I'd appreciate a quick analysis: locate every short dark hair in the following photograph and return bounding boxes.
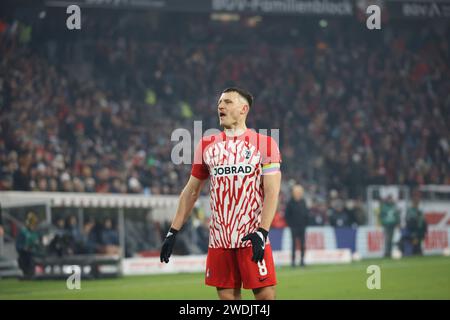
[222,87,253,108]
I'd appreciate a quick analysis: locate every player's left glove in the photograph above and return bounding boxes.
[241,227,268,263]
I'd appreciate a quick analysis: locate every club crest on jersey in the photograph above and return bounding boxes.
[213,164,254,177]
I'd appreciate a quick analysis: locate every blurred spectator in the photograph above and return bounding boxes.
[353,199,367,226]
[48,216,73,256]
[160,217,203,255]
[0,12,448,221]
[328,190,351,227]
[329,199,350,227]
[143,211,163,251]
[15,211,40,279]
[177,216,204,255]
[404,197,428,255]
[309,198,327,226]
[380,195,401,258]
[344,199,364,228]
[81,218,98,254]
[99,218,120,255]
[284,184,309,267]
[66,215,84,253]
[191,205,209,253]
[12,153,31,191]
[124,210,163,257]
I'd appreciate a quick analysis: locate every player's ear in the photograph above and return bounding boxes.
[241,104,249,115]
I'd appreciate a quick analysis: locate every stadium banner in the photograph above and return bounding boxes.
[123,248,352,275]
[421,201,450,227]
[423,226,450,255]
[356,225,450,258]
[123,226,450,275]
[355,226,403,258]
[387,0,450,19]
[268,227,284,250]
[304,249,352,264]
[272,249,352,265]
[45,0,354,15]
[211,0,354,16]
[334,227,357,253]
[45,0,211,11]
[43,0,450,19]
[355,226,385,258]
[33,255,121,279]
[281,226,337,252]
[44,0,450,19]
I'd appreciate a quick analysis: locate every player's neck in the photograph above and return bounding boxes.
[224,124,247,137]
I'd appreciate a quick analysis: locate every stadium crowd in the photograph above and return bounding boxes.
[0,11,449,230]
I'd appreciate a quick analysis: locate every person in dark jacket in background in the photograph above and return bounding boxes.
[284,184,309,267]
[99,218,120,255]
[12,152,32,191]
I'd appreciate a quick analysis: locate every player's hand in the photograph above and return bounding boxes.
[241,227,268,263]
[160,228,178,263]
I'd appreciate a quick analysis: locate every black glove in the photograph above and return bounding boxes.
[241,227,268,263]
[160,228,178,263]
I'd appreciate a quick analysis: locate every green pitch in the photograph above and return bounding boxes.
[0,256,449,299]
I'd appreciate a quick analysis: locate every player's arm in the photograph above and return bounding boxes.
[161,136,210,263]
[160,175,206,263]
[259,137,282,232]
[241,163,281,263]
[171,175,207,230]
[260,171,282,231]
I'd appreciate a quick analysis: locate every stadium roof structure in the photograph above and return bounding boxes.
[0,191,179,209]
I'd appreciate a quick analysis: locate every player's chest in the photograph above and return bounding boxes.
[204,140,261,168]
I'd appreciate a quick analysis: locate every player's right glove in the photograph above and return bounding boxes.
[160,227,178,263]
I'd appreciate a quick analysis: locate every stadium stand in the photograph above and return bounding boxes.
[0,6,448,267]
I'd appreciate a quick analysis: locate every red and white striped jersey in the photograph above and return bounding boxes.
[191,128,281,249]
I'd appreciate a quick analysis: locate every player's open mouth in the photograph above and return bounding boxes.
[219,112,226,118]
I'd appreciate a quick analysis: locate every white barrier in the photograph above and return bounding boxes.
[122,255,207,275]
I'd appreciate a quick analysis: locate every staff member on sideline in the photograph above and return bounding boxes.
[284,184,309,267]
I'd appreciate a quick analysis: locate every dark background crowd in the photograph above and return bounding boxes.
[0,8,449,231]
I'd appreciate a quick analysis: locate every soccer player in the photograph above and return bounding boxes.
[160,87,281,300]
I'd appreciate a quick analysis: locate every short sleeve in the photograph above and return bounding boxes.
[191,138,210,180]
[260,135,281,175]
[261,136,281,165]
